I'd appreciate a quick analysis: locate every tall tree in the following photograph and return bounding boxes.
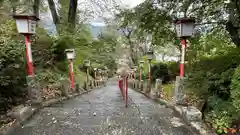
[48,0,59,30]
[33,0,40,17]
[68,0,78,30]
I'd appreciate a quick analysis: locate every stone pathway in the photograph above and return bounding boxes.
[10,79,198,135]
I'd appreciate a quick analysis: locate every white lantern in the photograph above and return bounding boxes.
[147,50,154,61]
[84,60,90,67]
[94,68,97,71]
[174,18,195,38]
[65,49,75,60]
[139,61,144,68]
[13,15,39,34]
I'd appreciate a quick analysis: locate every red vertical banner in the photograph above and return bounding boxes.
[125,77,128,108]
[25,35,34,76]
[180,39,187,77]
[69,59,75,89]
[122,78,125,100]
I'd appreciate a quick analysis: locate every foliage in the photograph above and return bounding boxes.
[162,83,174,101]
[151,62,169,83]
[135,69,148,80]
[0,20,27,113]
[186,49,240,99]
[186,49,240,129]
[167,61,180,80]
[151,62,179,84]
[205,95,236,129]
[230,66,240,125]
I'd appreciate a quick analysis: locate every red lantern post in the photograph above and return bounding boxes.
[139,61,144,88]
[174,18,195,77]
[13,15,40,76]
[65,49,76,89]
[13,15,41,104]
[147,50,154,92]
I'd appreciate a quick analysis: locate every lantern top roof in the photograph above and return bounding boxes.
[65,49,75,53]
[147,50,154,54]
[173,17,195,24]
[13,15,40,21]
[139,60,144,63]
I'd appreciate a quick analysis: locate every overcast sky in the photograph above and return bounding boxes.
[81,0,144,26]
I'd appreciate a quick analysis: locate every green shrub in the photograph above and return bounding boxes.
[230,66,240,113]
[186,48,240,128]
[0,34,27,112]
[51,36,72,62]
[230,66,240,126]
[205,95,236,129]
[151,62,169,83]
[150,61,179,84]
[186,48,240,100]
[167,61,180,80]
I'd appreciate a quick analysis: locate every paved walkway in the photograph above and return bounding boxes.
[11,79,198,135]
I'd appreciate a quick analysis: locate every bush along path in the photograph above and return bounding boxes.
[0,78,107,135]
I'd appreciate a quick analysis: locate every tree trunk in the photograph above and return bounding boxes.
[48,0,59,32]
[226,21,240,47]
[128,40,137,65]
[33,0,40,17]
[226,0,240,47]
[68,0,78,30]
[9,0,17,15]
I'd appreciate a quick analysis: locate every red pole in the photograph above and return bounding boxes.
[122,78,125,99]
[125,77,128,108]
[121,79,123,93]
[87,67,89,84]
[140,68,142,84]
[180,39,187,77]
[148,61,151,89]
[69,59,75,89]
[25,35,34,76]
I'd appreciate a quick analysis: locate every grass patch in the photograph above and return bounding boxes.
[153,98,168,105]
[162,83,174,101]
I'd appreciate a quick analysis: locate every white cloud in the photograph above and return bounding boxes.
[122,0,144,8]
